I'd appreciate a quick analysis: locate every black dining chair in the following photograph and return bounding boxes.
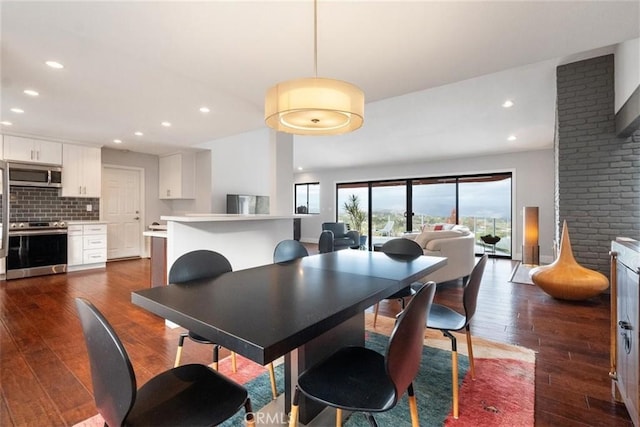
[171,249,278,400]
[288,282,436,427]
[274,239,309,263]
[426,253,488,419]
[372,238,424,327]
[75,297,255,427]
[318,230,335,253]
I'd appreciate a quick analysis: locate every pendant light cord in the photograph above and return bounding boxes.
[314,0,318,77]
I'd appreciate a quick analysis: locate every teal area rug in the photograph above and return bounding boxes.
[219,331,469,426]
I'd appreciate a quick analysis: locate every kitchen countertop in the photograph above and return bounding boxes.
[143,230,167,238]
[161,214,300,222]
[67,220,107,225]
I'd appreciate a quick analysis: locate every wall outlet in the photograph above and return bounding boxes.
[86,204,93,212]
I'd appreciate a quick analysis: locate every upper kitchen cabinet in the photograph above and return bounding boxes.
[62,144,102,198]
[158,152,195,199]
[3,135,62,165]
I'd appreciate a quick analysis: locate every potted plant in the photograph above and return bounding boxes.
[344,194,367,247]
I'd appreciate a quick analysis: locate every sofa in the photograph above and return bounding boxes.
[321,222,360,251]
[404,225,476,284]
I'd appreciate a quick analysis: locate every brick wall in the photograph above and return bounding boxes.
[556,54,640,276]
[9,186,100,222]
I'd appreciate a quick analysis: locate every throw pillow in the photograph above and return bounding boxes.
[433,224,444,231]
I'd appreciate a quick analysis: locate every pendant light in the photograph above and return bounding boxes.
[265,0,364,136]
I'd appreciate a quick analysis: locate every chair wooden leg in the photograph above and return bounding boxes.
[465,326,475,379]
[452,350,459,419]
[245,399,255,427]
[232,352,238,373]
[174,333,187,368]
[335,408,342,427]
[212,345,219,371]
[268,363,277,400]
[407,383,420,427]
[443,330,459,419]
[373,303,380,327]
[288,387,300,427]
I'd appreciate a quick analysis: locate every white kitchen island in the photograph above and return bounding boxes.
[161,214,297,272]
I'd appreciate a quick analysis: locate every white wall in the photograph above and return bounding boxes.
[199,129,271,213]
[197,128,293,216]
[615,37,640,113]
[295,148,555,263]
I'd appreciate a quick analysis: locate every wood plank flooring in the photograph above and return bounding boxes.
[0,251,632,426]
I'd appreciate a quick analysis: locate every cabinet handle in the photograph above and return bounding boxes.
[30,149,34,160]
[167,189,170,197]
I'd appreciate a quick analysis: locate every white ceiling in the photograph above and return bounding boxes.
[1,1,638,172]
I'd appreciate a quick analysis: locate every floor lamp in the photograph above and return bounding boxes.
[522,207,539,265]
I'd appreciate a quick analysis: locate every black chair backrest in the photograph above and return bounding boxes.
[169,250,232,284]
[462,254,488,323]
[380,238,423,257]
[321,222,348,237]
[318,230,334,254]
[274,240,309,263]
[385,282,436,401]
[75,298,136,427]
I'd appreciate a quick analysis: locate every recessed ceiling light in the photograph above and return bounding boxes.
[45,61,64,69]
[502,100,514,108]
[161,121,171,127]
[1,121,13,126]
[10,108,24,114]
[297,167,303,171]
[134,131,143,136]
[23,89,39,97]
[113,139,122,144]
[199,107,210,113]
[507,135,517,141]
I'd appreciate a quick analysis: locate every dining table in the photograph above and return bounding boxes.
[131,249,446,424]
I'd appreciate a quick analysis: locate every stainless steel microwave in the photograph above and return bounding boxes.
[8,162,63,188]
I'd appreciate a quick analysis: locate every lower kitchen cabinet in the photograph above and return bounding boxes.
[68,222,107,271]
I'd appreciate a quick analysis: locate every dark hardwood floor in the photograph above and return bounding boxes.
[0,249,632,426]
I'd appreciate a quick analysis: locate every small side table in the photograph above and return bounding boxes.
[480,235,501,258]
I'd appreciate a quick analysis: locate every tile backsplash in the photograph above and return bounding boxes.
[9,186,99,222]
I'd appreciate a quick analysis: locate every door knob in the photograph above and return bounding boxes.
[134,217,140,220]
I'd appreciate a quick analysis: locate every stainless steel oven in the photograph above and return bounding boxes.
[6,222,68,280]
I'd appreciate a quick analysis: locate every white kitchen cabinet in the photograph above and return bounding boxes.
[158,152,195,199]
[67,222,107,271]
[62,144,102,197]
[3,135,62,165]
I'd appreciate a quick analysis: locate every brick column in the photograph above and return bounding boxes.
[556,54,640,276]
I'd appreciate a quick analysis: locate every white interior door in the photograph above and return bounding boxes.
[102,166,143,259]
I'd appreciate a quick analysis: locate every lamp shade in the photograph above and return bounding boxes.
[523,206,539,265]
[265,77,364,135]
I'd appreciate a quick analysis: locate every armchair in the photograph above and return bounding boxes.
[321,222,360,250]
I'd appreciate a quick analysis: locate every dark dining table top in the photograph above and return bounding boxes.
[131,250,446,365]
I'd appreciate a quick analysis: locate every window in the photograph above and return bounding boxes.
[336,172,512,256]
[294,183,320,214]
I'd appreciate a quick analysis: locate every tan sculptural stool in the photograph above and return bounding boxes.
[530,220,609,300]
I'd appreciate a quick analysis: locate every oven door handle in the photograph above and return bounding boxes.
[9,229,68,237]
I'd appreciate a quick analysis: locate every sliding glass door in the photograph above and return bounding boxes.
[336,182,369,246]
[458,174,512,256]
[337,172,512,256]
[370,180,406,243]
[411,178,457,232]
